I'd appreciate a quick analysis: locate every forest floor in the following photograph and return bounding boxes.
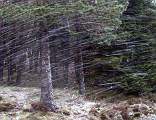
[0,86,156,120]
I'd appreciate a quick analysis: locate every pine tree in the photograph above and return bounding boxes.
[119,0,156,94]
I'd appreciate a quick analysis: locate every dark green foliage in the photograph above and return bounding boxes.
[86,0,156,95]
[0,0,155,96]
[116,0,156,94]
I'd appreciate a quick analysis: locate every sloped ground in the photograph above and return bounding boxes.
[0,86,156,120]
[0,86,96,120]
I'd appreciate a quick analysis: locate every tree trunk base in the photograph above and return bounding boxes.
[44,102,59,112]
[31,102,58,112]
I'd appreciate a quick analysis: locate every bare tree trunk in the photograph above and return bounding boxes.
[61,38,70,87]
[38,20,58,111]
[7,57,15,84]
[16,65,22,85]
[16,55,25,85]
[7,43,16,84]
[29,48,34,72]
[25,49,30,71]
[74,48,85,95]
[34,38,41,73]
[74,15,85,95]
[0,19,4,82]
[50,44,58,87]
[60,16,70,87]
[63,63,69,86]
[7,22,18,85]
[0,48,5,82]
[40,38,58,111]
[0,59,4,81]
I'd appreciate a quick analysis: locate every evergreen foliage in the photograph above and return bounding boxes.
[0,0,155,96]
[117,0,156,94]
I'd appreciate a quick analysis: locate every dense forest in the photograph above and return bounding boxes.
[0,0,156,120]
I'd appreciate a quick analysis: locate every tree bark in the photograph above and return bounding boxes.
[74,48,85,95]
[60,16,70,87]
[0,59,4,81]
[7,57,15,84]
[16,55,25,85]
[74,15,85,95]
[39,20,58,111]
[50,44,58,87]
[60,37,70,87]
[0,47,5,82]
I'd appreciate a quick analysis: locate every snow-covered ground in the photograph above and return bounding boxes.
[0,86,97,120]
[0,86,156,120]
